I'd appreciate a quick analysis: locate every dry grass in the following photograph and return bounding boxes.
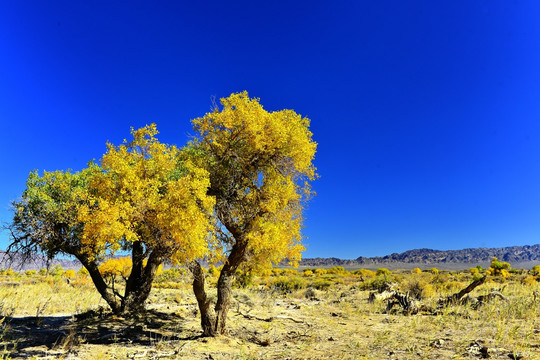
[0,269,538,359]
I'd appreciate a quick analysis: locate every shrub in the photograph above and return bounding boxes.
[77,267,89,277]
[272,276,306,293]
[522,275,537,286]
[5,268,15,276]
[234,269,254,288]
[412,268,422,274]
[486,257,511,278]
[156,267,186,282]
[272,269,284,276]
[327,266,347,275]
[353,268,376,278]
[303,270,313,277]
[25,270,37,276]
[531,265,540,276]
[283,269,299,276]
[310,279,332,290]
[376,268,392,277]
[469,267,480,275]
[64,269,77,279]
[314,268,327,276]
[429,267,439,275]
[49,265,64,277]
[360,276,391,291]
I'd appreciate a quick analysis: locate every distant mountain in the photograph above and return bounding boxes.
[300,244,540,270]
[0,251,81,271]
[3,244,540,272]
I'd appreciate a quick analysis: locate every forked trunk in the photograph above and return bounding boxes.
[190,241,247,336]
[121,246,163,314]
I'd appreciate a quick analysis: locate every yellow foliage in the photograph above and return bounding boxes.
[64,270,77,279]
[522,275,537,286]
[99,257,132,280]
[78,124,215,264]
[413,268,422,274]
[191,92,317,269]
[353,268,376,278]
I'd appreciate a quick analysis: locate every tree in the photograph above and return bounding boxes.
[9,125,214,314]
[187,91,317,336]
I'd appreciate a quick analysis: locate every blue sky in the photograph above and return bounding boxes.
[1,1,540,258]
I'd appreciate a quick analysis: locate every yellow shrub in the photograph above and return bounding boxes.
[352,268,376,278]
[413,268,422,274]
[303,270,313,277]
[64,269,77,279]
[25,270,37,276]
[376,268,392,276]
[522,275,537,286]
[314,268,327,276]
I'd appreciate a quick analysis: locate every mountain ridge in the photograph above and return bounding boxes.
[299,244,540,270]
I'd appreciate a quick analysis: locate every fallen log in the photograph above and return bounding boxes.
[439,276,487,307]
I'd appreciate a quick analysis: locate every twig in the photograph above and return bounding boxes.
[236,310,305,324]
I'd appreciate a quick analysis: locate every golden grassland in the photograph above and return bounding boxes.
[0,265,539,359]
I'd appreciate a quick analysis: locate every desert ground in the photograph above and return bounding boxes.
[0,265,539,359]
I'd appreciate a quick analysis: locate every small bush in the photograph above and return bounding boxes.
[272,276,306,293]
[353,269,376,278]
[77,267,89,277]
[327,266,347,275]
[522,275,537,286]
[25,270,37,276]
[310,279,332,290]
[429,267,439,275]
[303,270,313,277]
[376,268,392,277]
[412,268,422,274]
[64,270,77,279]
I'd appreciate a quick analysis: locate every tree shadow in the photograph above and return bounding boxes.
[3,309,200,358]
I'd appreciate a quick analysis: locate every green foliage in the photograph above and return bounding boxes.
[48,265,64,277]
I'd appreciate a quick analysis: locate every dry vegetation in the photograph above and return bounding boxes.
[0,263,539,359]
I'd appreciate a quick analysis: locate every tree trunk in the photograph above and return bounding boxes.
[213,241,247,335]
[75,253,121,314]
[188,261,216,336]
[121,246,163,314]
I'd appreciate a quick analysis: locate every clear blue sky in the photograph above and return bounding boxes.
[1,1,540,259]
